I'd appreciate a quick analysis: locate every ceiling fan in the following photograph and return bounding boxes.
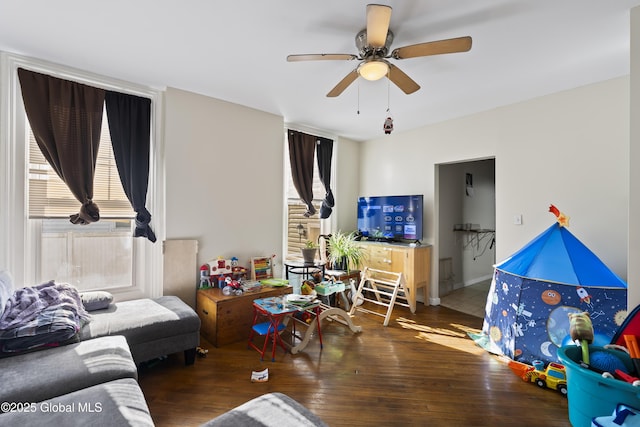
[287,4,472,97]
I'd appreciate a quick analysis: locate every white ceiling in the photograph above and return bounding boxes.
[1,0,639,141]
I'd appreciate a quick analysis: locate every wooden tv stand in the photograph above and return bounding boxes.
[356,241,432,312]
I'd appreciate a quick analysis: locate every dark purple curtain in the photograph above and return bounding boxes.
[316,137,334,219]
[287,130,316,217]
[105,91,156,242]
[17,68,105,224]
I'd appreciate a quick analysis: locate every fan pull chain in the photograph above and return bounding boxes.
[387,73,391,114]
[383,71,394,134]
[357,79,360,115]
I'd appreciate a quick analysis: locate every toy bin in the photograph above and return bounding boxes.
[557,346,640,427]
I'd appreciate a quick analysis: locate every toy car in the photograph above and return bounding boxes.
[509,360,568,397]
[526,362,568,396]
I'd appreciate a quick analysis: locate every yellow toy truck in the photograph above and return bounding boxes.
[509,360,568,397]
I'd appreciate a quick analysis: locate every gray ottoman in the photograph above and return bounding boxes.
[81,296,200,365]
[0,335,137,406]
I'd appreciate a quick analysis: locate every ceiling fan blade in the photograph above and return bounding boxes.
[366,4,392,48]
[326,70,359,97]
[387,64,420,94]
[287,54,358,62]
[392,36,472,59]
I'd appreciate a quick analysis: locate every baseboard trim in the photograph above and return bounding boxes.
[464,274,493,287]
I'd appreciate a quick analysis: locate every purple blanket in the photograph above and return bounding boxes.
[0,281,91,353]
[0,281,90,330]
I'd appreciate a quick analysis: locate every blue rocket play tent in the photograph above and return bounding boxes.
[481,219,627,365]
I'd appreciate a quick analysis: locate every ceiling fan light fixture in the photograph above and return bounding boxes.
[358,60,389,81]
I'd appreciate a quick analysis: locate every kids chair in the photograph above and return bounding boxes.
[247,302,287,361]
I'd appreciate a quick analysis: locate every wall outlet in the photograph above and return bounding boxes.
[513,214,523,225]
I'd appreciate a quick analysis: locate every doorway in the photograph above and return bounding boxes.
[435,158,495,317]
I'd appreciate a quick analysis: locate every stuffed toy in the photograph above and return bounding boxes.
[569,311,594,364]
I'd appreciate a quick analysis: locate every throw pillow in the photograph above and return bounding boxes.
[0,270,14,316]
[80,291,114,311]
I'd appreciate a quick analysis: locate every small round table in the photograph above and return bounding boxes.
[283,260,325,282]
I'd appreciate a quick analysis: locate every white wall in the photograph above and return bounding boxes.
[334,137,361,234]
[358,77,630,304]
[630,6,640,309]
[163,88,285,294]
[437,163,464,291]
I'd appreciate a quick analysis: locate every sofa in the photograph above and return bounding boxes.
[0,273,328,426]
[0,271,200,426]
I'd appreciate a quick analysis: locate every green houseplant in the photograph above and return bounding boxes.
[327,231,365,273]
[301,240,318,264]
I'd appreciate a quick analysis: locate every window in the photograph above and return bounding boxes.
[283,129,335,261]
[0,52,164,299]
[28,111,135,291]
[284,164,323,260]
[28,110,133,219]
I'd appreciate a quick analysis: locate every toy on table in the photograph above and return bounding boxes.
[209,257,233,276]
[199,264,211,288]
[301,280,316,295]
[222,278,243,296]
[229,257,248,280]
[569,311,594,364]
[208,257,234,288]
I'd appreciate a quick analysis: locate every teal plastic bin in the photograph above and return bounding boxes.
[557,346,640,427]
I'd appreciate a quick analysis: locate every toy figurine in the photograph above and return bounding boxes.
[199,264,210,288]
[222,279,244,296]
[383,117,394,134]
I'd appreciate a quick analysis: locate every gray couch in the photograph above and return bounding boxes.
[0,274,201,426]
[0,276,327,426]
[0,335,153,425]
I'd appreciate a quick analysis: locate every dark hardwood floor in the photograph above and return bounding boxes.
[138,303,571,427]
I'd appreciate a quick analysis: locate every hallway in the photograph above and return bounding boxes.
[439,280,491,318]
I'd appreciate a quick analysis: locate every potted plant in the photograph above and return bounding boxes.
[327,231,365,273]
[301,240,318,264]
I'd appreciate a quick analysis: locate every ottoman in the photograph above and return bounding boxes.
[81,296,201,365]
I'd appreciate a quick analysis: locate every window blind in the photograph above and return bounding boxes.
[28,110,134,219]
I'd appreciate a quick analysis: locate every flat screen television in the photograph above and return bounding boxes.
[357,194,423,242]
